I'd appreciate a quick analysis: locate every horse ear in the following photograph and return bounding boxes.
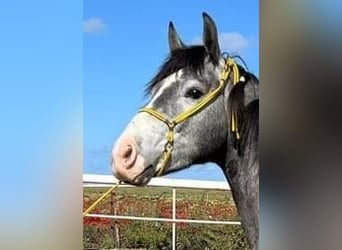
[202,12,221,63]
[168,21,186,54]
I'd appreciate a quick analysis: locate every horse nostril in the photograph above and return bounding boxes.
[117,140,138,169]
[123,145,133,158]
[113,136,139,171]
[122,145,135,167]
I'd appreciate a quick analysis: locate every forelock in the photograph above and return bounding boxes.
[145,45,213,96]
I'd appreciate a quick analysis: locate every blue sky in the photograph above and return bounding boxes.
[84,0,259,180]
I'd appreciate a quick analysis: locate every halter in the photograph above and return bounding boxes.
[139,56,241,176]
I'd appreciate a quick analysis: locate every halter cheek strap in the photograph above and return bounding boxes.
[139,57,240,176]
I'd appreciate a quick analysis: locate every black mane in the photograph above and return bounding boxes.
[145,45,209,95]
[228,71,259,156]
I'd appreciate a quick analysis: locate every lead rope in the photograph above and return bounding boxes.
[83,181,122,217]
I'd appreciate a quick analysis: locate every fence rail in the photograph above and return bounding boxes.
[83,174,242,250]
[83,173,231,190]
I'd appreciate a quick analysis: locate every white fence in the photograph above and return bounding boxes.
[83,174,241,250]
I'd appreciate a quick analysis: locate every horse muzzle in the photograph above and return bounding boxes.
[112,135,151,185]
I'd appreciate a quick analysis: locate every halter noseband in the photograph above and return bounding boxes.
[139,57,241,176]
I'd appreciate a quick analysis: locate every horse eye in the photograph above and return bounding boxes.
[185,88,203,99]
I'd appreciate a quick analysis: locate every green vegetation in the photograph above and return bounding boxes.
[83,186,250,249]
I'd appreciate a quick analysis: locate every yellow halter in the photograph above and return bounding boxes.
[139,57,240,176]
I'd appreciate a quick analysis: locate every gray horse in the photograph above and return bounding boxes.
[112,13,259,250]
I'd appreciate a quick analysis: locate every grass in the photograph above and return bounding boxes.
[83,186,250,249]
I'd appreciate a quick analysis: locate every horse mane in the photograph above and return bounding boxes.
[228,70,259,158]
[145,45,211,96]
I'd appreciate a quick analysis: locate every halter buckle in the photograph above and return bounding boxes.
[167,121,176,129]
[165,141,173,151]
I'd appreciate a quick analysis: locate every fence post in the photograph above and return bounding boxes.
[110,189,120,247]
[172,188,176,250]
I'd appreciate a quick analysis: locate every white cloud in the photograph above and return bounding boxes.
[192,32,250,54]
[83,17,107,34]
[219,32,249,53]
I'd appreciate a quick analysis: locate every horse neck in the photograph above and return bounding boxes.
[222,96,259,179]
[221,98,259,249]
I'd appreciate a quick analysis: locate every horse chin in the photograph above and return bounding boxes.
[130,164,154,186]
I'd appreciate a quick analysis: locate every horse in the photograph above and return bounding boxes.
[111,12,259,249]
